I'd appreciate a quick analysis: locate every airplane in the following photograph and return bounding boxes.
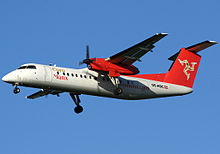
[2,33,217,114]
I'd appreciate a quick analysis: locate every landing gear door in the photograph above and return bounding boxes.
[44,66,51,85]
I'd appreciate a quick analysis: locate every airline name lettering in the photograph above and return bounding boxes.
[53,74,68,80]
[52,68,65,72]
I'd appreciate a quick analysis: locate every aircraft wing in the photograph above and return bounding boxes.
[106,33,168,65]
[26,89,63,99]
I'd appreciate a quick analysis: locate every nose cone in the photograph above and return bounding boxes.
[2,75,9,82]
[2,72,17,83]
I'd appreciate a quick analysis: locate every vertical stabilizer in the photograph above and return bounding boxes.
[164,41,217,88]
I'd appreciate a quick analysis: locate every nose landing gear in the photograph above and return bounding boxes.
[69,93,83,114]
[13,84,20,94]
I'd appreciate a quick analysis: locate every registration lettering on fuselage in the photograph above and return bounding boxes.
[151,83,168,89]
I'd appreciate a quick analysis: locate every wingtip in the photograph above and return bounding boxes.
[209,40,218,44]
[156,33,168,36]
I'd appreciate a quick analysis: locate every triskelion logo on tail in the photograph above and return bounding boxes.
[178,59,197,80]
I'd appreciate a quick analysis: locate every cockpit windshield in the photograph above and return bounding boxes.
[27,65,36,69]
[17,66,27,69]
[17,65,36,69]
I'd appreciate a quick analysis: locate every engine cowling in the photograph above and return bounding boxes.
[89,58,139,77]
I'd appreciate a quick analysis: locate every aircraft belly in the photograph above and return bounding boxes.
[96,78,193,100]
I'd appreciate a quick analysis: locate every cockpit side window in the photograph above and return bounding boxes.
[17,66,27,69]
[27,65,36,69]
[17,65,36,69]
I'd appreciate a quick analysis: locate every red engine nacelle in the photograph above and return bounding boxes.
[89,58,139,77]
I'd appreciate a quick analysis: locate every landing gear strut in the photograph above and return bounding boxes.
[110,77,123,95]
[13,84,20,94]
[69,93,83,114]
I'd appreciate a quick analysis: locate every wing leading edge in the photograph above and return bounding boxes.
[106,33,168,66]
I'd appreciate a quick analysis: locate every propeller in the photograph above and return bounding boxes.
[79,45,94,66]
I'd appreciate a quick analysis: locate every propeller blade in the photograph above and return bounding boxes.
[86,45,89,59]
[79,44,93,66]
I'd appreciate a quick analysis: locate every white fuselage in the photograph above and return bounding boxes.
[2,63,193,100]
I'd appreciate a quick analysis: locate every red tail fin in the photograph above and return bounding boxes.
[164,48,201,88]
[164,40,217,88]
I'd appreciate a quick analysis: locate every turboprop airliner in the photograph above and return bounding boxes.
[2,33,217,114]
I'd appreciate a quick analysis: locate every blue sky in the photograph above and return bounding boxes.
[0,0,219,154]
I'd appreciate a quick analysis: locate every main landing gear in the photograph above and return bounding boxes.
[114,87,123,95]
[110,77,123,95]
[13,84,20,94]
[69,93,83,114]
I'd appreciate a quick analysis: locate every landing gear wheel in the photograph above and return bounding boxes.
[114,87,123,95]
[13,88,20,94]
[74,105,83,114]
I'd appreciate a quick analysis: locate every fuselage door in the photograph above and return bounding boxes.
[44,66,51,86]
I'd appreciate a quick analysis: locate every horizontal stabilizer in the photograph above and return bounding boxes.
[186,40,217,53]
[168,40,217,61]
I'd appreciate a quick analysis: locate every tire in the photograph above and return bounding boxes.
[114,88,123,95]
[13,88,20,94]
[74,105,83,114]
